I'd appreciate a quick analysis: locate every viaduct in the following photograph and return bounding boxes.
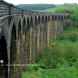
[0,0,68,78]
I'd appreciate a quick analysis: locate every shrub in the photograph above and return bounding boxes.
[57,31,78,42]
[22,66,78,78]
[36,41,78,68]
[25,64,41,71]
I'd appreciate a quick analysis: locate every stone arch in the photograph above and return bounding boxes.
[55,15,57,20]
[58,16,60,20]
[10,24,17,64]
[43,16,46,23]
[10,23,17,78]
[23,17,26,32]
[26,17,31,30]
[34,16,38,25]
[52,16,55,20]
[48,16,50,21]
[38,16,40,24]
[18,20,21,39]
[24,16,32,63]
[30,16,33,26]
[0,36,8,78]
[60,16,64,20]
[42,16,44,23]
[45,16,48,22]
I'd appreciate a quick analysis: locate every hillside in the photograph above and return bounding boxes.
[17,4,56,11]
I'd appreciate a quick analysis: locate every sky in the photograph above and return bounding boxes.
[4,0,78,5]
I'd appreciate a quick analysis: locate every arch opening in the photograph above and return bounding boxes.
[23,18,26,32]
[30,16,33,25]
[42,16,44,23]
[26,17,30,30]
[0,36,8,78]
[10,24,17,77]
[35,16,38,25]
[38,16,40,24]
[18,20,21,39]
[10,24,17,64]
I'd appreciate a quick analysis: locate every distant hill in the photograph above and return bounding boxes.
[17,4,56,11]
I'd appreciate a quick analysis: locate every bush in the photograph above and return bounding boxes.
[25,64,41,71]
[36,48,64,68]
[36,40,78,68]
[22,66,78,78]
[57,31,78,42]
[36,26,78,69]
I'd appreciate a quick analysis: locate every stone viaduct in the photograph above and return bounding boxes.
[0,0,68,78]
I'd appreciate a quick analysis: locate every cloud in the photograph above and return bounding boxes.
[4,0,78,5]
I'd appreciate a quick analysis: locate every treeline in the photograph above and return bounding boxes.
[46,4,78,26]
[17,4,56,11]
[29,4,78,28]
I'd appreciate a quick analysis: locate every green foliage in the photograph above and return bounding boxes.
[36,27,78,68]
[25,64,41,71]
[45,4,78,22]
[22,66,78,78]
[57,31,78,42]
[36,41,78,68]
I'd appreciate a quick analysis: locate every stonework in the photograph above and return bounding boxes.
[0,0,68,78]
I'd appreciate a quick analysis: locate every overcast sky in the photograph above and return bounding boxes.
[4,0,78,5]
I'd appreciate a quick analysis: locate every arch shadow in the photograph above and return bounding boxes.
[10,24,17,78]
[0,36,8,78]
